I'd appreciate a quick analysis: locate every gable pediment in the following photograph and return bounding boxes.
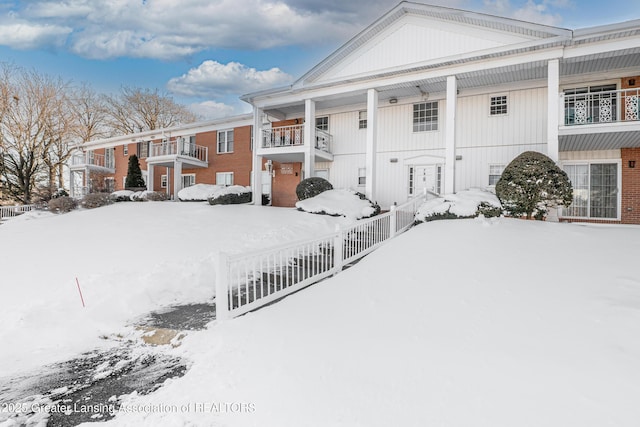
[298,3,570,86]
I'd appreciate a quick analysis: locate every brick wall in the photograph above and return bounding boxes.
[621,147,640,224]
[271,162,302,207]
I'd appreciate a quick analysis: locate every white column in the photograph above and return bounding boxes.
[445,75,457,194]
[173,161,182,201]
[547,59,560,162]
[304,99,316,179]
[365,88,378,201]
[69,170,74,197]
[166,167,170,196]
[147,164,154,192]
[252,107,263,205]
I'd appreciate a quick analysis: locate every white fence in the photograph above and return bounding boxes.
[215,194,427,320]
[0,204,37,220]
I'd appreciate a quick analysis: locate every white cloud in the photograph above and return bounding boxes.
[167,60,294,98]
[188,100,241,120]
[0,19,71,50]
[483,0,569,26]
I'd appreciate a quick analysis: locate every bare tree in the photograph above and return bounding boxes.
[71,83,110,144]
[0,65,74,203]
[105,86,198,135]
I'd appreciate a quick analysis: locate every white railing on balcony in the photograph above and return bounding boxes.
[149,140,208,163]
[262,124,333,153]
[0,204,37,220]
[215,193,427,320]
[71,152,113,169]
[563,88,640,126]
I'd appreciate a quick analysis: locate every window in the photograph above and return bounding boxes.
[105,148,115,169]
[217,130,234,153]
[104,177,115,193]
[161,175,167,188]
[358,168,366,186]
[490,95,508,115]
[413,101,438,132]
[563,162,619,219]
[123,144,128,156]
[181,174,195,188]
[408,167,415,195]
[564,84,617,125]
[316,116,328,131]
[137,141,149,158]
[488,164,505,186]
[358,111,367,129]
[216,172,234,186]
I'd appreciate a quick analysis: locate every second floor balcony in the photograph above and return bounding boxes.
[259,124,333,163]
[559,87,640,151]
[146,139,208,168]
[70,152,115,173]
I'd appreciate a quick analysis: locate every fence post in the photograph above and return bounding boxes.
[215,252,230,321]
[390,204,397,239]
[333,224,343,274]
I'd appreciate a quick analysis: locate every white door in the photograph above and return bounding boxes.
[410,165,441,195]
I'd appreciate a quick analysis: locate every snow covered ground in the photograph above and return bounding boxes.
[0,202,352,377]
[2,204,640,426]
[103,217,640,427]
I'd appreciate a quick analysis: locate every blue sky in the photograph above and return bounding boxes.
[0,0,637,119]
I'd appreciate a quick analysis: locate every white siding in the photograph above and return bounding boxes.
[559,150,621,161]
[378,102,446,152]
[320,16,535,82]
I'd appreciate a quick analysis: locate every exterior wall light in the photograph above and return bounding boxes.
[629,160,636,168]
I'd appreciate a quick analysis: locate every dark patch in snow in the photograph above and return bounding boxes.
[137,302,216,331]
[0,345,186,426]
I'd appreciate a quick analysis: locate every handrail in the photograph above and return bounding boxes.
[216,193,427,320]
[149,140,208,163]
[563,87,640,125]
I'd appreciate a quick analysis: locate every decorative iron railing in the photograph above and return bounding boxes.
[563,88,640,125]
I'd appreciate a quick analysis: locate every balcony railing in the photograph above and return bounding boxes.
[71,153,113,169]
[262,124,332,153]
[149,140,208,163]
[564,88,640,126]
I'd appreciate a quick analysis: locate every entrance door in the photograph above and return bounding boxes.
[410,165,441,196]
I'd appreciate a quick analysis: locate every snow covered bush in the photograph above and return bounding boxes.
[295,177,333,201]
[178,184,222,201]
[130,191,167,202]
[415,189,502,223]
[208,185,252,205]
[51,189,68,199]
[296,189,379,219]
[110,190,134,202]
[495,151,572,220]
[81,193,112,209]
[47,196,77,213]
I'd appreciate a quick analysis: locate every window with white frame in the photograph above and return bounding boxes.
[490,95,508,115]
[217,130,234,153]
[123,144,128,156]
[216,172,234,186]
[181,174,195,188]
[161,175,167,188]
[105,147,115,169]
[358,111,367,129]
[316,116,328,131]
[358,168,366,186]
[563,162,619,219]
[137,141,149,158]
[488,164,505,186]
[413,101,438,132]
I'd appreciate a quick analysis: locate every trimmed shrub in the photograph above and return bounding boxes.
[495,151,573,220]
[81,193,112,209]
[125,155,145,189]
[208,191,252,205]
[295,177,333,201]
[51,189,69,199]
[415,189,503,223]
[110,190,134,202]
[354,192,381,217]
[48,196,77,213]
[144,191,168,201]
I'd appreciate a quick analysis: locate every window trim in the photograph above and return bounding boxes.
[160,174,167,189]
[412,101,439,132]
[181,173,196,188]
[123,144,128,156]
[217,129,234,154]
[488,164,505,187]
[358,111,367,129]
[216,172,234,186]
[315,116,329,131]
[489,95,508,116]
[357,167,366,186]
[560,159,622,221]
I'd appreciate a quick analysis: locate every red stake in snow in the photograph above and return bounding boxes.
[76,277,86,308]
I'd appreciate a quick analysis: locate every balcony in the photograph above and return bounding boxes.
[146,139,209,168]
[559,88,640,151]
[70,152,115,173]
[259,124,334,163]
